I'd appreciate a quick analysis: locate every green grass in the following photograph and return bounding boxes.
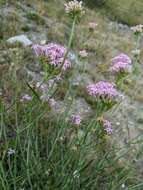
[85,0,143,26]
[0,92,142,189]
[105,0,143,25]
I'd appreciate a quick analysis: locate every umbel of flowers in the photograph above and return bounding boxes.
[111,53,132,75]
[131,24,143,36]
[32,43,71,78]
[65,0,85,20]
[87,81,122,113]
[97,117,113,136]
[110,53,132,87]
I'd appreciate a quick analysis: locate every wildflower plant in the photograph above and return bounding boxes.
[131,25,143,74]
[131,24,143,36]
[79,49,88,59]
[71,114,81,126]
[96,117,113,142]
[0,1,142,190]
[30,0,85,105]
[110,53,132,87]
[88,22,98,32]
[87,81,122,113]
[32,43,71,79]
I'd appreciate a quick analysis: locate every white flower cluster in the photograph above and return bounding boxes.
[132,49,141,56]
[131,24,143,34]
[79,50,88,58]
[65,0,85,18]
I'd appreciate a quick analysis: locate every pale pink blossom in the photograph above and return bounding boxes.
[71,114,81,125]
[103,120,113,135]
[32,43,71,71]
[89,22,98,30]
[87,81,121,102]
[20,94,32,102]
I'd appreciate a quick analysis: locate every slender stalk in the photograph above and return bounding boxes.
[60,16,77,72]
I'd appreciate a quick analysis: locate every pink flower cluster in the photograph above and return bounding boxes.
[87,81,120,102]
[20,94,32,102]
[71,114,81,125]
[103,119,113,135]
[89,22,98,30]
[32,43,71,71]
[111,53,132,74]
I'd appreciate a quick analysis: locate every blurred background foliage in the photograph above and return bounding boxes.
[85,0,143,25]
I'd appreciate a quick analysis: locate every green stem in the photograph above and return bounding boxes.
[60,16,77,72]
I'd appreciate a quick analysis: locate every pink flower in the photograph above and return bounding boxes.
[87,81,120,102]
[20,94,32,102]
[111,54,132,74]
[89,22,98,30]
[32,43,71,71]
[112,53,131,65]
[103,119,113,135]
[71,114,81,125]
[40,95,56,108]
[110,61,132,74]
[48,98,56,108]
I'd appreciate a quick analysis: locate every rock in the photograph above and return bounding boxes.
[16,67,28,80]
[52,98,93,120]
[70,72,92,86]
[26,61,42,72]
[27,32,48,44]
[7,34,33,46]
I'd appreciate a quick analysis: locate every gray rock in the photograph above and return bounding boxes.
[16,67,28,80]
[27,32,48,44]
[7,35,33,46]
[52,98,93,120]
[70,72,92,86]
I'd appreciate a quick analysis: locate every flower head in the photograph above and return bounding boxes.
[32,43,71,72]
[131,24,143,35]
[7,148,15,156]
[110,61,132,74]
[65,0,85,19]
[79,50,88,58]
[71,114,81,126]
[20,94,32,102]
[40,95,56,108]
[111,54,132,75]
[112,53,131,65]
[103,119,113,135]
[87,81,121,103]
[88,22,98,31]
[48,98,56,108]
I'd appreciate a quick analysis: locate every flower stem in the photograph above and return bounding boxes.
[60,16,77,71]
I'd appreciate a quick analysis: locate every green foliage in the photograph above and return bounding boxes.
[85,0,143,25]
[85,0,107,7]
[104,0,143,25]
[0,98,139,189]
[26,12,46,25]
